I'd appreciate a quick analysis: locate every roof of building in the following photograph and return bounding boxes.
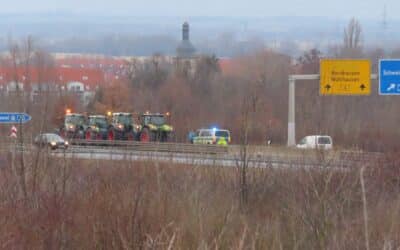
[55,56,128,70]
[0,67,105,89]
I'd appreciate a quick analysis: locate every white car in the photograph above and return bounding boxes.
[296,135,333,150]
[34,133,69,150]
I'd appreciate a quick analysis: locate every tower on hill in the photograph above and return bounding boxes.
[176,22,196,59]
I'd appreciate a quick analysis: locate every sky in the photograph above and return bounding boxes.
[0,0,395,20]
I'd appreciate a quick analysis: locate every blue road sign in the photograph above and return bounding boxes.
[379,59,400,95]
[0,113,32,124]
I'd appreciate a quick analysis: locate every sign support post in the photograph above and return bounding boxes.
[288,76,296,147]
[287,74,319,147]
[287,74,377,147]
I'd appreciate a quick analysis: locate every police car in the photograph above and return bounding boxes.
[192,128,231,145]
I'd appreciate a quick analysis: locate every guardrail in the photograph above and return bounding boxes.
[70,139,228,154]
[1,139,389,168]
[55,146,340,169]
[339,150,385,164]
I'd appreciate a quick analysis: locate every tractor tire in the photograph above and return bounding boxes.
[127,131,135,141]
[76,126,85,139]
[140,128,150,142]
[66,131,74,140]
[165,132,175,142]
[85,129,93,140]
[160,132,169,142]
[150,131,157,142]
[60,128,66,139]
[108,128,116,141]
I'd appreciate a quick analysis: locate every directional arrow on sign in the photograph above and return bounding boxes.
[325,84,331,91]
[0,113,32,124]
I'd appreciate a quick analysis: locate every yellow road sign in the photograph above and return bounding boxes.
[320,59,371,95]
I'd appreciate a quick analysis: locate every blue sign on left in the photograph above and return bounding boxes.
[0,113,32,124]
[379,59,400,95]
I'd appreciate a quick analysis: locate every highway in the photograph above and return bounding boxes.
[1,140,384,169]
[52,146,382,169]
[51,146,319,168]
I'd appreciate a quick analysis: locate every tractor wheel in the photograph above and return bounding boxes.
[127,132,135,141]
[76,127,85,139]
[151,132,157,142]
[108,129,115,141]
[60,128,66,139]
[140,128,150,142]
[160,132,168,142]
[85,129,92,140]
[161,132,175,142]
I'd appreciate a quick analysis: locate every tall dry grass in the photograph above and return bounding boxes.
[0,148,400,249]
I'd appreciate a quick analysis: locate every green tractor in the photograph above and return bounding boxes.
[107,113,139,141]
[59,113,87,139]
[85,115,110,140]
[138,113,174,142]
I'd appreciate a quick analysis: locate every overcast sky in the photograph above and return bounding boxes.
[0,0,394,20]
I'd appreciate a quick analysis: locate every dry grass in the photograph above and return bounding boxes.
[0,149,400,249]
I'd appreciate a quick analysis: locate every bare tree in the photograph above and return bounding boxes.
[8,37,35,200]
[236,79,263,209]
[298,49,321,74]
[341,18,363,57]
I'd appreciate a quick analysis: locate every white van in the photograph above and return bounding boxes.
[296,135,333,150]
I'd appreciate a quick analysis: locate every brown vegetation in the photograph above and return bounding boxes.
[0,150,400,249]
[86,51,291,144]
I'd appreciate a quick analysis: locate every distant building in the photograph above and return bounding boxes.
[175,22,199,76]
[176,22,196,59]
[0,67,104,106]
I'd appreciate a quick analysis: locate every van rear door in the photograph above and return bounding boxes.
[317,136,332,149]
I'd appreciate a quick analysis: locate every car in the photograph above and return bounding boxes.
[34,133,69,150]
[192,128,231,145]
[296,135,333,150]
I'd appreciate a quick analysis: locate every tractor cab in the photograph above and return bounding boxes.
[85,115,109,140]
[138,112,173,142]
[88,115,108,128]
[61,113,87,139]
[140,113,167,126]
[112,113,134,130]
[108,113,138,140]
[65,113,86,127]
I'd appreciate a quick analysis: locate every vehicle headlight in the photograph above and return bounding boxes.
[68,124,75,130]
[117,124,124,130]
[50,141,57,146]
[64,141,69,145]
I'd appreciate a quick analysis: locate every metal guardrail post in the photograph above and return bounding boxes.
[288,76,296,147]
